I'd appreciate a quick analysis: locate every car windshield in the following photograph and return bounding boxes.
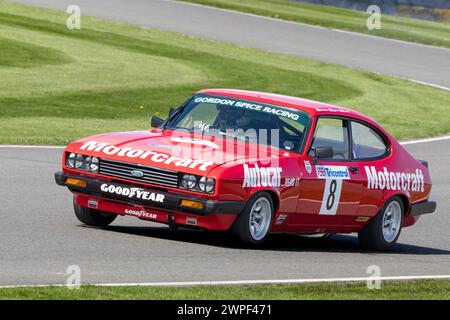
[164,94,311,152]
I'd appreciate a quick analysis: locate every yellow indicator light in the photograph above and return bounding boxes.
[356,216,370,222]
[66,178,87,188]
[180,200,204,210]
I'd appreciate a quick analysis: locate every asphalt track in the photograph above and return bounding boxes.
[0,139,449,286]
[0,0,448,285]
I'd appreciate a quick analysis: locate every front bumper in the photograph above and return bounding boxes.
[55,171,245,230]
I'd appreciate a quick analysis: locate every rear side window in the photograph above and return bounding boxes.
[351,121,387,160]
[309,118,350,160]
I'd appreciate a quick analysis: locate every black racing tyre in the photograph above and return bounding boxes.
[73,203,117,227]
[231,192,274,245]
[358,196,404,251]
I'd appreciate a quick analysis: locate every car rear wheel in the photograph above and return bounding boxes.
[358,196,404,251]
[231,192,274,245]
[73,203,117,227]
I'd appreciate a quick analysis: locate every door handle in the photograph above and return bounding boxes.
[349,166,359,173]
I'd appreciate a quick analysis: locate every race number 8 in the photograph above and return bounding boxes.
[320,179,343,215]
[326,179,337,210]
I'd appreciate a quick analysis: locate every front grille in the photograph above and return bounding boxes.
[99,158,179,188]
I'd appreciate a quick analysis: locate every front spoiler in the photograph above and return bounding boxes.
[55,171,245,216]
[72,193,238,230]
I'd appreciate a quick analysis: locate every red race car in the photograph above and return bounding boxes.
[55,89,436,250]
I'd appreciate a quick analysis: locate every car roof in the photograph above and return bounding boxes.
[197,88,363,118]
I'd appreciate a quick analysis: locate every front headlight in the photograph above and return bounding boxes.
[84,156,92,170]
[67,153,76,168]
[180,174,215,193]
[75,154,84,169]
[89,157,99,172]
[181,174,198,189]
[199,176,215,193]
[66,153,99,173]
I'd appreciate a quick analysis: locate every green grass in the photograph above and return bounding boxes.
[180,0,450,48]
[0,0,449,145]
[1,280,449,299]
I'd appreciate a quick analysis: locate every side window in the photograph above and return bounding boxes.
[351,121,388,160]
[309,118,350,160]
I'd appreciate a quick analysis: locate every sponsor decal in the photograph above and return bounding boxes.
[194,96,301,121]
[80,141,214,171]
[242,164,282,187]
[315,107,350,113]
[275,214,288,225]
[100,183,165,203]
[283,177,300,187]
[315,165,350,180]
[186,217,198,226]
[304,160,312,174]
[196,122,210,133]
[124,208,157,220]
[87,199,98,209]
[364,166,424,192]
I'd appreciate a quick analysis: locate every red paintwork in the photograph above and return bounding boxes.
[61,89,433,234]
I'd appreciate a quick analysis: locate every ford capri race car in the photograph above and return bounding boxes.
[55,89,436,250]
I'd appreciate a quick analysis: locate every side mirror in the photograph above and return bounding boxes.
[313,147,333,164]
[151,115,165,128]
[315,147,334,159]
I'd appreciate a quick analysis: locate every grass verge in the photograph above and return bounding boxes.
[180,0,450,48]
[0,0,449,145]
[0,280,449,299]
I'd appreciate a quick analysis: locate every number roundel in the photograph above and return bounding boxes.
[320,178,344,215]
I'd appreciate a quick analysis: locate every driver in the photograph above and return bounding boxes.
[216,105,277,132]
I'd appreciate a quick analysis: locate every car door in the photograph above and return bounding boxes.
[291,117,364,229]
[348,120,391,218]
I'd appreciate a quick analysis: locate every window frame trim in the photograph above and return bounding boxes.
[307,116,352,162]
[349,118,391,162]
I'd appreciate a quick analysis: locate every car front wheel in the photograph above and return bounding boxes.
[358,196,404,251]
[73,203,117,227]
[231,192,274,245]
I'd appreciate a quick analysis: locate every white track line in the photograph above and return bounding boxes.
[400,135,450,145]
[1,275,449,289]
[0,145,64,149]
[404,78,450,92]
